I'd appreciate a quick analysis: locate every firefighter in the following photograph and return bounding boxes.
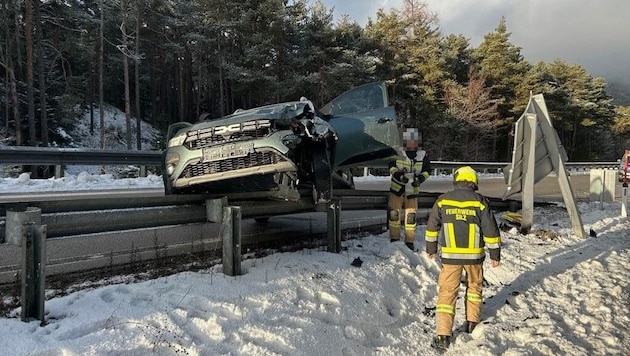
[388,128,431,250]
[425,166,501,351]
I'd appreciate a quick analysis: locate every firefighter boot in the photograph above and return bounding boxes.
[432,335,451,351]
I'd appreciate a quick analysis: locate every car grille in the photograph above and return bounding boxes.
[185,127,271,149]
[179,151,285,178]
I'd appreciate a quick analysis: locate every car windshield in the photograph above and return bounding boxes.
[320,82,386,116]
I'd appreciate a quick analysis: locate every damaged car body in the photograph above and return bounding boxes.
[162,81,402,205]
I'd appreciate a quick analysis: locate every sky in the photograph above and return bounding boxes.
[317,0,630,84]
[1,172,630,355]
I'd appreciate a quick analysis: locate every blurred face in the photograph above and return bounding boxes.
[402,129,420,150]
[404,139,418,151]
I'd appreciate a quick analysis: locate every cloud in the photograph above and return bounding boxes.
[318,0,630,83]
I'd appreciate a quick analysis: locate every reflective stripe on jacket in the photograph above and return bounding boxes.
[389,150,430,197]
[425,183,501,264]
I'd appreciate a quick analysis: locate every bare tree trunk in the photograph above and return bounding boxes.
[134,0,142,150]
[120,0,132,149]
[195,68,201,120]
[7,64,21,145]
[0,0,21,145]
[4,65,8,136]
[178,57,184,122]
[89,60,94,135]
[1,0,9,137]
[34,0,48,146]
[218,39,224,117]
[99,0,105,150]
[13,0,22,73]
[25,0,37,147]
[570,121,578,161]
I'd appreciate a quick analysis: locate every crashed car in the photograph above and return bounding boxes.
[162,81,402,204]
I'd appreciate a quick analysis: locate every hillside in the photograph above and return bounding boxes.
[0,105,162,178]
[607,80,630,106]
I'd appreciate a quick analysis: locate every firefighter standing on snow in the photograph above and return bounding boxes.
[424,166,501,351]
[388,128,431,250]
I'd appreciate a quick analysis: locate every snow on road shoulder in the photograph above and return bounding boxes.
[0,172,164,192]
[471,202,630,355]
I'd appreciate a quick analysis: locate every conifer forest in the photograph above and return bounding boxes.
[1,0,629,162]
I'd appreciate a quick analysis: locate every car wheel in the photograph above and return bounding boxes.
[161,160,174,195]
[332,169,355,189]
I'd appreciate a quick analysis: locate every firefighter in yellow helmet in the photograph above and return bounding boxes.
[425,166,501,351]
[388,128,431,250]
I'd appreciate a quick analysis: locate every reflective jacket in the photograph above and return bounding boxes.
[425,182,501,265]
[389,150,431,198]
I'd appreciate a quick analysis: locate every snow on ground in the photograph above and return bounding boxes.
[0,171,165,192]
[0,172,463,193]
[0,174,629,355]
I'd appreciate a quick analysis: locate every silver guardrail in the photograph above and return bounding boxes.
[0,147,618,175]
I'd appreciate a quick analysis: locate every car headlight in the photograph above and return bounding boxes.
[165,152,180,175]
[167,133,187,148]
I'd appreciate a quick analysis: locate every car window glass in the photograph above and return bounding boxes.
[326,83,385,116]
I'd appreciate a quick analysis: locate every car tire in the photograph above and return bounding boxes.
[161,156,174,195]
[332,169,355,189]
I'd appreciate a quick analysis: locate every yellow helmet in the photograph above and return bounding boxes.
[454,166,478,185]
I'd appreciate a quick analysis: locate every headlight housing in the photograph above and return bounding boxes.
[167,133,187,148]
[165,152,180,176]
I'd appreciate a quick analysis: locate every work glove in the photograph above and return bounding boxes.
[414,174,426,186]
[392,170,408,184]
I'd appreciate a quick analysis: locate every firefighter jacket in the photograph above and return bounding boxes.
[425,182,501,265]
[389,150,431,198]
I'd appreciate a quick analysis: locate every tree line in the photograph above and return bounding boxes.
[1,0,628,162]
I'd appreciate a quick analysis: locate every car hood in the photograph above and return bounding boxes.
[189,101,312,130]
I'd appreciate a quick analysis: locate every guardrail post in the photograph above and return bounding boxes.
[589,169,616,207]
[54,165,63,178]
[21,222,47,324]
[206,197,228,223]
[327,198,341,253]
[222,206,242,276]
[6,207,42,246]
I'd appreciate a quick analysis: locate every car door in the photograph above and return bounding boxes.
[320,82,401,168]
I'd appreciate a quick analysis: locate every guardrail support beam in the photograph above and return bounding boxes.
[327,198,341,253]
[222,206,242,276]
[206,197,228,223]
[21,223,47,324]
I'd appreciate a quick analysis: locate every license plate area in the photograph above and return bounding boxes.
[203,142,254,161]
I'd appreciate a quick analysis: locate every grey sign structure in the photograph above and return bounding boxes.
[503,94,585,238]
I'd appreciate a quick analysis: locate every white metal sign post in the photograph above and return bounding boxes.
[623,183,628,218]
[504,94,586,239]
[622,150,629,218]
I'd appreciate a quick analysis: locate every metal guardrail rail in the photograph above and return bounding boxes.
[0,146,619,173]
[0,146,162,165]
[0,188,525,286]
[0,189,522,241]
